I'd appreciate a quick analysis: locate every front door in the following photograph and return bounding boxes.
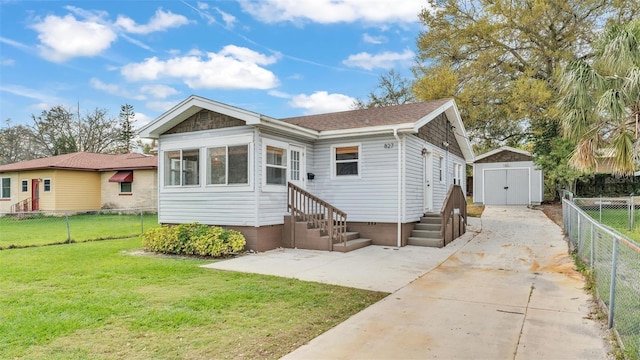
[423,150,433,212]
[289,146,305,189]
[31,179,39,211]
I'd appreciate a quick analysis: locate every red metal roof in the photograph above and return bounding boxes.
[0,152,157,173]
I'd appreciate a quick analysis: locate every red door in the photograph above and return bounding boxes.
[31,179,39,211]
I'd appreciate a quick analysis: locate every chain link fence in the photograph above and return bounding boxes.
[563,199,640,358]
[0,208,158,249]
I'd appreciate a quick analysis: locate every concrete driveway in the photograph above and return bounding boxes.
[204,206,610,359]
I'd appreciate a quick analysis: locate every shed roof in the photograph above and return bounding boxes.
[474,146,532,163]
[0,152,157,173]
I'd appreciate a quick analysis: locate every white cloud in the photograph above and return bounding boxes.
[133,112,154,127]
[238,0,428,24]
[89,78,146,100]
[217,8,237,28]
[1,58,15,66]
[31,14,117,62]
[342,49,414,70]
[289,91,356,114]
[140,84,179,99]
[121,45,279,90]
[115,9,190,34]
[197,2,210,10]
[146,100,178,112]
[363,33,386,44]
[268,90,291,99]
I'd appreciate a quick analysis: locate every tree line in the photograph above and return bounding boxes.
[0,104,147,165]
[354,0,639,196]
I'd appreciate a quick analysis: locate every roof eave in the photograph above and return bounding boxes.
[474,145,531,162]
[318,123,414,139]
[411,99,475,162]
[259,116,319,140]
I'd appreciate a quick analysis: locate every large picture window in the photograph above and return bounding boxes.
[334,145,359,176]
[266,145,287,185]
[1,177,10,199]
[207,145,249,185]
[164,149,200,186]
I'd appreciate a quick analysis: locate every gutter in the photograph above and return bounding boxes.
[393,127,402,248]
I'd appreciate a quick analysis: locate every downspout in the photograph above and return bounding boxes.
[394,128,402,248]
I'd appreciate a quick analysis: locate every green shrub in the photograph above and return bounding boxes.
[142,223,246,257]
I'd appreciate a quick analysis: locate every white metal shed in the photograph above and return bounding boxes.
[473,146,543,205]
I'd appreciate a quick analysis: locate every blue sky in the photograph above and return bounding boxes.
[0,0,430,129]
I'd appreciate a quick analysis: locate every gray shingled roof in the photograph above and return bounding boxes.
[0,152,157,172]
[280,99,452,131]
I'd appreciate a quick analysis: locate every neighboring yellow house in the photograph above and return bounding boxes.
[0,152,157,213]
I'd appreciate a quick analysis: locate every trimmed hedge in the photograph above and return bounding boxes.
[142,223,246,257]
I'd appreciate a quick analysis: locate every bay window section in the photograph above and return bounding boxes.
[266,145,286,185]
[164,149,200,187]
[207,145,249,185]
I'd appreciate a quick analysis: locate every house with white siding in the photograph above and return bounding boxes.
[139,95,474,252]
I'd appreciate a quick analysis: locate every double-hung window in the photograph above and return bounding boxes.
[333,144,360,177]
[265,145,287,185]
[164,149,200,186]
[21,180,28,192]
[207,145,249,185]
[453,163,463,186]
[439,156,445,183]
[43,179,51,192]
[1,178,10,199]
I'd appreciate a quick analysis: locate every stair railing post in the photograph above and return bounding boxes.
[328,207,334,251]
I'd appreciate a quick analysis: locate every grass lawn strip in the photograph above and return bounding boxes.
[0,213,159,249]
[0,238,387,359]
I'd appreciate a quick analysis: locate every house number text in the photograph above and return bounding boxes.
[384,143,395,149]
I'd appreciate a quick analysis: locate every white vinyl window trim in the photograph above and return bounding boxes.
[21,179,28,193]
[453,162,463,186]
[331,143,361,179]
[0,177,10,199]
[163,148,201,187]
[207,144,250,186]
[262,139,289,192]
[438,156,445,184]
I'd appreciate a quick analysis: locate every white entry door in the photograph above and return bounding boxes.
[289,146,305,189]
[423,150,433,212]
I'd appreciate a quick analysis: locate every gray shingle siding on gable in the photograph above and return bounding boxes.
[415,113,464,158]
[475,150,531,163]
[165,109,246,135]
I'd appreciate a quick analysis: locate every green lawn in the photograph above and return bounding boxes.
[585,208,640,242]
[0,213,159,249]
[0,238,387,359]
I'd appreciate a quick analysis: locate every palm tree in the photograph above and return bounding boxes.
[558,20,640,175]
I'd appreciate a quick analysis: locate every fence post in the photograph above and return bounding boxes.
[607,237,619,329]
[599,195,602,224]
[628,193,636,230]
[590,222,594,269]
[65,211,71,243]
[140,209,144,234]
[577,214,582,251]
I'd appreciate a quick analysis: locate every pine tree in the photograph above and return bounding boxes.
[119,104,136,153]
